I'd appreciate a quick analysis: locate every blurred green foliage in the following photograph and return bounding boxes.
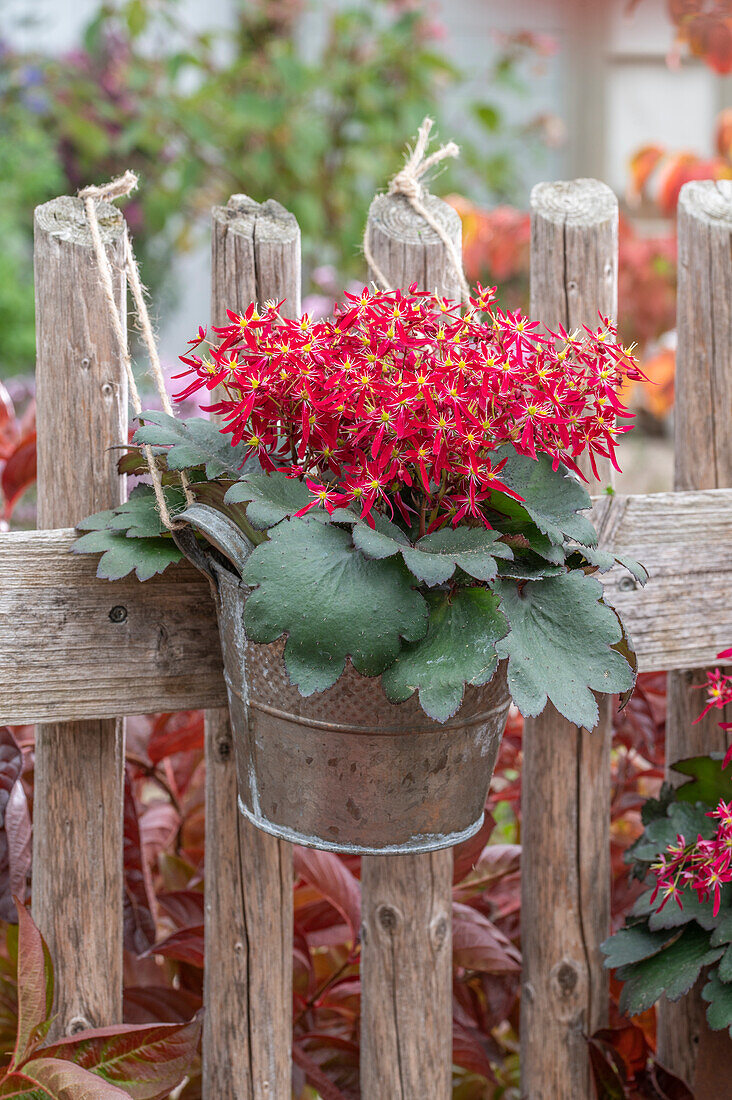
[0,0,541,376]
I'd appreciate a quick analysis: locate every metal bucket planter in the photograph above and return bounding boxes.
[178,507,512,855]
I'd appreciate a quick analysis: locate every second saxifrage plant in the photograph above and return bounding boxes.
[76,284,646,852]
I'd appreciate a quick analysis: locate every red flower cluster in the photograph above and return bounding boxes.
[651,801,732,918]
[176,286,641,529]
[652,648,732,916]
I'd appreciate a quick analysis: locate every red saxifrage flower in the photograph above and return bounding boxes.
[174,284,642,534]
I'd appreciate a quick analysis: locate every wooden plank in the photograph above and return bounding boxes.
[657,180,732,1084]
[360,190,463,1100]
[0,530,223,723]
[520,179,617,1099]
[2,485,732,723]
[203,195,299,1100]
[32,194,127,1036]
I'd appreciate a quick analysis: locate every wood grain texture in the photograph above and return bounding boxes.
[32,195,127,1036]
[360,852,452,1098]
[658,179,732,1084]
[359,192,459,1100]
[2,486,732,724]
[521,179,618,1100]
[203,194,300,1100]
[0,530,223,724]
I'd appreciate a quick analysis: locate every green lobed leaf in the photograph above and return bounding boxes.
[494,571,634,728]
[601,925,682,969]
[489,446,597,547]
[242,517,429,695]
[495,553,565,581]
[34,1018,201,1100]
[72,529,182,582]
[711,912,732,948]
[719,943,732,982]
[224,470,313,529]
[565,543,649,586]
[673,754,732,807]
[78,485,186,539]
[702,968,732,1034]
[615,923,724,1017]
[133,410,249,478]
[380,588,509,721]
[353,520,513,586]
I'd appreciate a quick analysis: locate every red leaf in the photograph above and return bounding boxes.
[39,1017,202,1100]
[156,891,204,930]
[0,730,28,922]
[452,902,521,974]
[22,1056,130,1097]
[0,1070,54,1096]
[144,927,204,969]
[293,848,361,940]
[123,987,201,1026]
[452,1019,497,1081]
[593,1025,648,1078]
[452,811,494,885]
[5,784,31,911]
[1,433,36,521]
[139,801,180,872]
[291,1044,351,1100]
[13,903,53,1067]
[147,713,203,766]
[0,383,19,461]
[123,772,156,956]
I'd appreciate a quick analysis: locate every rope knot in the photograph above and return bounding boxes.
[364,117,471,305]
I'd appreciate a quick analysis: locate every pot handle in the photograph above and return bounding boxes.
[171,504,255,585]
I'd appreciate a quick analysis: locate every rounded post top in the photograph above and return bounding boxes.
[34,195,125,246]
[679,179,732,226]
[530,178,617,227]
[212,194,299,243]
[367,191,461,245]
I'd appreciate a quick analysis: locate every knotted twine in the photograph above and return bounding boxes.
[362,116,472,306]
[79,171,194,530]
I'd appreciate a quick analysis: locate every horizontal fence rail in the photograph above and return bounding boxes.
[2,488,732,724]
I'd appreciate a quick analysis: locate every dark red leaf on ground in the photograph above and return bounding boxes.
[156,891,205,930]
[123,986,202,1026]
[147,713,204,765]
[294,848,361,941]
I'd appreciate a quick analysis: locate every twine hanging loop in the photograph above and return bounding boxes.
[364,117,472,305]
[79,172,194,530]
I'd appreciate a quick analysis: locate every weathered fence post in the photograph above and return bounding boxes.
[204,195,300,1099]
[520,179,618,1099]
[33,196,128,1033]
[360,191,461,1100]
[658,179,732,1086]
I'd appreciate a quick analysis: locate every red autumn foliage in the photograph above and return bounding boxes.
[0,382,36,523]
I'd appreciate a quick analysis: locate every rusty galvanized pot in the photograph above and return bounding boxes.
[178,507,512,855]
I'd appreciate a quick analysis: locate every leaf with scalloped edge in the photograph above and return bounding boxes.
[353,521,513,586]
[615,923,724,1016]
[72,528,181,582]
[488,446,597,547]
[702,968,732,1034]
[242,517,429,695]
[381,587,509,721]
[224,470,314,529]
[133,410,249,478]
[78,485,187,539]
[494,571,634,728]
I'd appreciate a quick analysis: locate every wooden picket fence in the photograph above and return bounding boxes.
[1,176,731,1098]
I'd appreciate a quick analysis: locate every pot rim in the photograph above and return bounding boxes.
[238,796,486,855]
